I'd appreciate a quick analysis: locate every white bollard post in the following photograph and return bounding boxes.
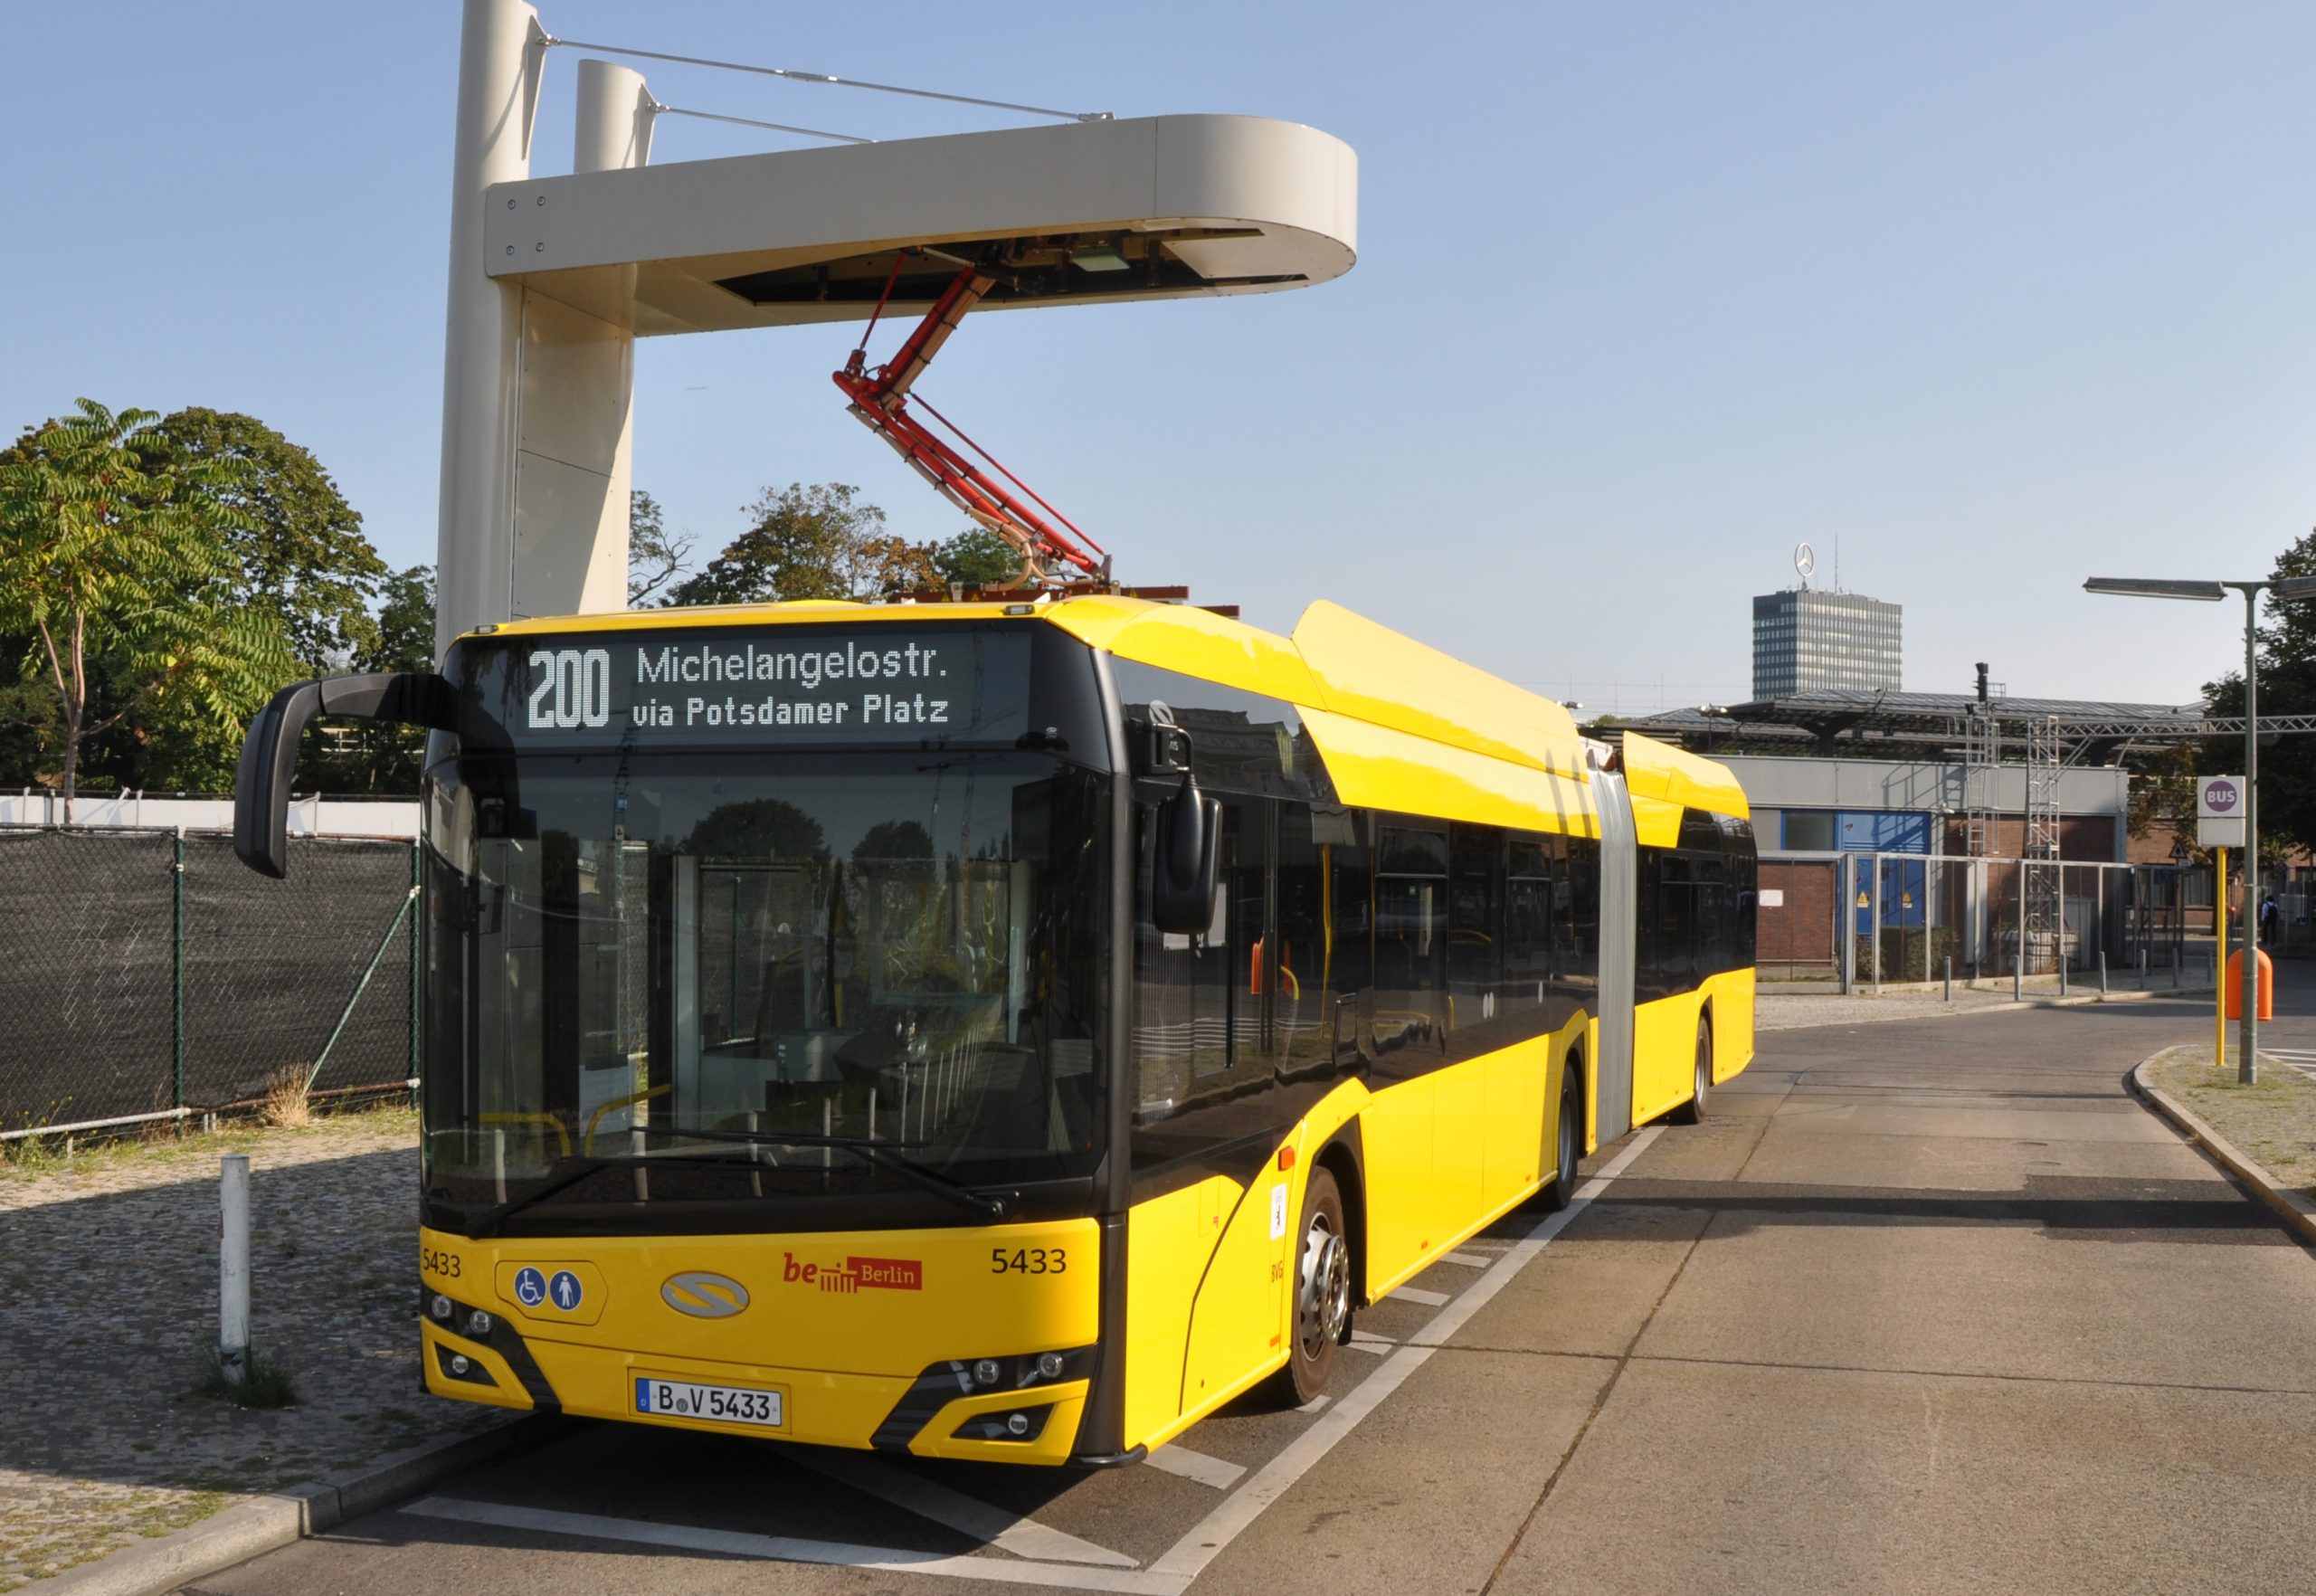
[219,1154,251,1384]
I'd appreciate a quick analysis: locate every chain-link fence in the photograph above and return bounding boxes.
[1761,852,2205,988]
[0,829,417,1137]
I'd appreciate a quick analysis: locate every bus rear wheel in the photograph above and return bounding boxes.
[1542,1076,1580,1211]
[1277,1166,1349,1406]
[1672,1017,1712,1124]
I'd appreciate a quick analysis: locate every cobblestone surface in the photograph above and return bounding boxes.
[0,1111,500,1591]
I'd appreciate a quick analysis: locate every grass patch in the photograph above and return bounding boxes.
[0,1099,417,1183]
[2145,1044,2316,1195]
[190,1345,299,1410]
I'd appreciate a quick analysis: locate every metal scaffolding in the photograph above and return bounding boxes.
[2024,715,2064,972]
[1962,705,2000,858]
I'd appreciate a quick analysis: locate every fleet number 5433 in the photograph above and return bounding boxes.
[992,1248,1066,1275]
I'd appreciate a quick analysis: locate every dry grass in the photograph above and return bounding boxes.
[260,1067,314,1130]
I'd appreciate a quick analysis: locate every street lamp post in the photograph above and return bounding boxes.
[2085,574,2316,1083]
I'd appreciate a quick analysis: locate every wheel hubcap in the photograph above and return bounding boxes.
[1560,1098,1578,1183]
[1297,1213,1350,1356]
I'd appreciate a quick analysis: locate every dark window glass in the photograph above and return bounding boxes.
[1113,660,1334,803]
[1783,811,1837,851]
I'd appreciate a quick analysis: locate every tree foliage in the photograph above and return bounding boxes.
[152,407,385,670]
[0,400,295,813]
[932,526,1025,589]
[304,565,436,794]
[2198,528,2316,860]
[667,482,1026,608]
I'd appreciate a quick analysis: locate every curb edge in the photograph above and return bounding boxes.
[2128,1055,2316,1249]
[35,1412,574,1596]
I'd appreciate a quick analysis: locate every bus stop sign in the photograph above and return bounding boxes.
[2198,775,2246,848]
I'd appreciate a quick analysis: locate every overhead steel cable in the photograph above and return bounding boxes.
[649,101,872,145]
[543,36,1111,124]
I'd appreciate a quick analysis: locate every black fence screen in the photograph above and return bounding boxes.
[0,829,416,1133]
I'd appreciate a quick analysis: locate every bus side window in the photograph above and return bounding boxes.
[1448,823,1504,1028]
[1656,854,1695,996]
[1504,834,1554,1022]
[1374,824,1448,1064]
[1322,811,1373,1063]
[1273,803,1329,1069]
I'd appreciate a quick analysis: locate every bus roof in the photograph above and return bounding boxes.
[473,594,1591,785]
[1618,728,1751,823]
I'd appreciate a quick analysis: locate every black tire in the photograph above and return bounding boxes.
[1541,1072,1580,1211]
[1276,1166,1350,1406]
[1672,1016,1712,1125]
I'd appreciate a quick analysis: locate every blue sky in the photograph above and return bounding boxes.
[7,2,2313,713]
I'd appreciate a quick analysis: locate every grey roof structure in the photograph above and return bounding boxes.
[1609,689,2262,763]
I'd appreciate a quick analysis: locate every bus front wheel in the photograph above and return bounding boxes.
[1277,1166,1350,1406]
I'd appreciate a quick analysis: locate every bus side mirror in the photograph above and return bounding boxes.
[234,672,463,879]
[1152,774,1221,936]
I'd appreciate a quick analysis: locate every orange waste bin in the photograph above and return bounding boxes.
[2225,947,2274,1021]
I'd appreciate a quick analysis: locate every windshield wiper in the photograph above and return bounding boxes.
[461,1151,768,1237]
[639,1125,1015,1221]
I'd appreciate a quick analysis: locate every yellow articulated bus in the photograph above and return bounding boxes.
[233,594,1755,1466]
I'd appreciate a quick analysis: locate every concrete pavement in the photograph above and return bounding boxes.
[171,989,2316,1596]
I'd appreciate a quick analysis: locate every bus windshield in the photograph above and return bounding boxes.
[420,747,1109,1234]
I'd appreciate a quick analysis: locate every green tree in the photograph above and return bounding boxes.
[2199,527,2316,857]
[933,526,1025,589]
[364,565,436,674]
[628,489,695,606]
[0,401,294,815]
[153,407,385,670]
[299,565,437,793]
[669,482,938,606]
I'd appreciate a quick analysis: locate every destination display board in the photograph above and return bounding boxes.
[458,626,1032,748]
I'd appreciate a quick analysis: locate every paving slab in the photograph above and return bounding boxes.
[1186,1349,1605,1596]
[1724,1125,2219,1191]
[1492,1358,2316,1596]
[1443,1202,1713,1358]
[1628,1192,2316,1391]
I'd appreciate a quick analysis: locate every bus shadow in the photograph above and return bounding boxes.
[1589,1173,2297,1246]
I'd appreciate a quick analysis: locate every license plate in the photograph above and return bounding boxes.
[633,1376,783,1429]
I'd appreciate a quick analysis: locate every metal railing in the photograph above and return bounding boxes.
[1759,852,2201,990]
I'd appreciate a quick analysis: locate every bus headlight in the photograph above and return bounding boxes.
[431,1294,454,1322]
[972,1358,1002,1387]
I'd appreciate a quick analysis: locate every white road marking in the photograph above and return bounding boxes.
[1296,1394,1331,1415]
[1388,1285,1451,1306]
[1146,1444,1248,1490]
[791,1446,1135,1567]
[401,1496,1180,1594]
[1343,1340,1391,1356]
[1144,1126,1666,1587]
[1440,1251,1492,1268]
